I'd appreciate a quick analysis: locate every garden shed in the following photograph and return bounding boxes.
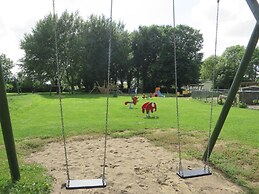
[239,85,259,105]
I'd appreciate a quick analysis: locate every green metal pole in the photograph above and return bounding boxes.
[203,23,259,160]
[0,63,20,181]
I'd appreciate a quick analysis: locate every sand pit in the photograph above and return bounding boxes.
[26,136,244,194]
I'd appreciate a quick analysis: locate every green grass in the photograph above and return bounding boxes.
[0,93,259,193]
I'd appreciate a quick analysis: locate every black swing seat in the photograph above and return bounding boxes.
[66,179,106,189]
[177,168,212,179]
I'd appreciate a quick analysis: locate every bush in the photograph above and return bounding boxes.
[5,83,13,91]
[238,102,247,108]
[252,99,259,105]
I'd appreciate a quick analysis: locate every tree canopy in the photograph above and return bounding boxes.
[19,12,205,93]
[0,54,14,80]
[201,45,259,89]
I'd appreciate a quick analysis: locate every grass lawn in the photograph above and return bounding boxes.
[0,93,259,193]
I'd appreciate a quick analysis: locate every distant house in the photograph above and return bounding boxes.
[239,86,259,105]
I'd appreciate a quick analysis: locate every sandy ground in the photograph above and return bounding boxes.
[26,136,245,194]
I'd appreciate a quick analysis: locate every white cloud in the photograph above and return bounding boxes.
[191,0,256,58]
[0,0,52,63]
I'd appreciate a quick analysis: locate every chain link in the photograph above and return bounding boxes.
[102,0,113,183]
[205,0,220,169]
[52,0,70,183]
[172,0,183,174]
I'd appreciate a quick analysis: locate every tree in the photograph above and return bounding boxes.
[20,12,84,92]
[20,14,56,84]
[247,47,259,82]
[202,45,259,89]
[0,54,14,80]
[56,11,84,92]
[80,15,131,91]
[20,11,205,93]
[80,15,111,90]
[215,45,245,89]
[200,55,220,81]
[131,25,162,92]
[130,24,203,93]
[174,25,203,87]
[151,25,203,91]
[111,26,131,90]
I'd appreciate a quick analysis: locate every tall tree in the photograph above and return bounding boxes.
[0,54,14,80]
[56,11,84,92]
[174,25,203,87]
[151,25,203,91]
[80,15,111,90]
[200,55,220,81]
[20,12,84,92]
[247,47,259,82]
[111,27,131,90]
[131,25,162,92]
[20,14,56,84]
[215,45,245,89]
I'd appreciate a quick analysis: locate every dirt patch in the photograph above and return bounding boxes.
[26,136,245,194]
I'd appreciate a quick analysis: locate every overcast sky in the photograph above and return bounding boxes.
[0,0,257,67]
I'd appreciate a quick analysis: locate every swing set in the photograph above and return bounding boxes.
[1,0,259,190]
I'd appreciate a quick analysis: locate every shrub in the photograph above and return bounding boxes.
[238,102,247,108]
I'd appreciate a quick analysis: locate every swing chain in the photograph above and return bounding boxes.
[172,0,183,174]
[205,0,221,168]
[52,0,70,182]
[102,0,113,183]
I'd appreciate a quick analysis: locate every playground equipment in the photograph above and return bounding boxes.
[0,64,20,182]
[142,102,157,118]
[173,0,259,178]
[52,0,113,189]
[177,89,191,97]
[89,81,118,95]
[173,0,215,178]
[50,0,259,188]
[124,96,138,109]
[151,87,165,97]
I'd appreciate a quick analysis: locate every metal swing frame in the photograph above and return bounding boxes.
[52,0,113,189]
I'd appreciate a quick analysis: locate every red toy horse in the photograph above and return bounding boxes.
[125,96,138,109]
[142,102,157,117]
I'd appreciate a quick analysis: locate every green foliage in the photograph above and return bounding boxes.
[202,45,259,89]
[20,11,204,93]
[0,54,14,81]
[131,25,162,92]
[252,99,259,105]
[5,83,14,91]
[215,45,245,89]
[238,102,248,108]
[20,14,56,84]
[81,15,113,90]
[247,47,259,81]
[200,55,220,81]
[131,24,203,92]
[174,25,203,87]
